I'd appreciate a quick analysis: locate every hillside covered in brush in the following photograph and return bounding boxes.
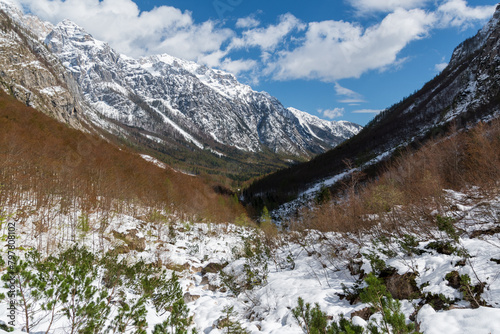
[0,102,499,334]
[0,90,246,230]
[243,4,500,213]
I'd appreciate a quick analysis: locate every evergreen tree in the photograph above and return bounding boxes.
[360,274,418,334]
[1,251,44,333]
[107,296,148,334]
[58,246,110,334]
[292,297,363,334]
[315,185,331,205]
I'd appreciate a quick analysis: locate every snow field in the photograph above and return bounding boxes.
[0,188,499,333]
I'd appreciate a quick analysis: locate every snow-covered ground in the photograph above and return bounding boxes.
[0,188,499,333]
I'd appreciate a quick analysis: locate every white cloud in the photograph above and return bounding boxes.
[146,21,233,62]
[12,0,498,83]
[335,82,360,97]
[16,0,234,63]
[270,8,436,81]
[320,108,345,119]
[220,58,258,75]
[335,82,366,103]
[437,0,496,28]
[353,109,384,113]
[231,13,306,51]
[339,100,363,104]
[348,0,429,13]
[236,16,260,29]
[435,62,448,72]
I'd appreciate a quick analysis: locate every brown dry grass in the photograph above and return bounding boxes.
[299,118,500,234]
[0,91,247,226]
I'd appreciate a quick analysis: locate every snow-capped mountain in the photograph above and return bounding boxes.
[44,20,361,155]
[0,0,361,162]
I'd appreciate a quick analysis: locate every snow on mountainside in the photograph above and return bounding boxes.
[244,4,500,213]
[0,1,88,128]
[142,53,255,101]
[0,0,361,158]
[287,107,362,144]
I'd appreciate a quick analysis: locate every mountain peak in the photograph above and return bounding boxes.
[450,3,500,67]
[52,19,102,44]
[0,5,362,180]
[140,53,252,101]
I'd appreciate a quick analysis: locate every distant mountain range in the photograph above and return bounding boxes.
[244,4,500,213]
[0,0,361,181]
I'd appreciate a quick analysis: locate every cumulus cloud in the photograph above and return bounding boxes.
[437,0,496,28]
[236,16,260,29]
[435,62,448,72]
[320,108,345,119]
[15,0,234,62]
[348,0,429,13]
[264,1,495,82]
[220,58,258,75]
[11,0,499,82]
[269,8,436,81]
[231,13,306,51]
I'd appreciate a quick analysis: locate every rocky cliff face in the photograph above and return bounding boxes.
[0,0,361,163]
[43,20,361,156]
[0,3,87,128]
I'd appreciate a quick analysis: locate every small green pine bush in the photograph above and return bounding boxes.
[360,274,419,334]
[292,297,363,334]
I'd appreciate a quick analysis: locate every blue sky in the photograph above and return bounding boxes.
[14,0,497,125]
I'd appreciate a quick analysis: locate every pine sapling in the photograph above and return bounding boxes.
[359,274,418,334]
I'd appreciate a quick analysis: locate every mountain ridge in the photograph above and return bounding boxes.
[244,4,500,213]
[0,0,361,181]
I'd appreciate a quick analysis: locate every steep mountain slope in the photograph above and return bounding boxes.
[42,20,360,155]
[0,89,245,223]
[0,5,86,128]
[0,0,361,182]
[244,4,500,211]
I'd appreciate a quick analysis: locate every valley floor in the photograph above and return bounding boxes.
[0,188,500,333]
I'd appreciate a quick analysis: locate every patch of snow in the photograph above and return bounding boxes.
[418,305,500,334]
[140,154,167,169]
[39,85,66,96]
[149,105,205,150]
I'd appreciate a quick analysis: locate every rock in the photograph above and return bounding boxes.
[112,229,146,252]
[112,245,130,254]
[425,241,456,255]
[347,257,364,278]
[183,292,200,303]
[445,271,461,289]
[190,266,202,274]
[351,307,373,320]
[208,284,219,292]
[380,268,420,299]
[200,276,209,285]
[201,262,227,276]
[470,226,500,238]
